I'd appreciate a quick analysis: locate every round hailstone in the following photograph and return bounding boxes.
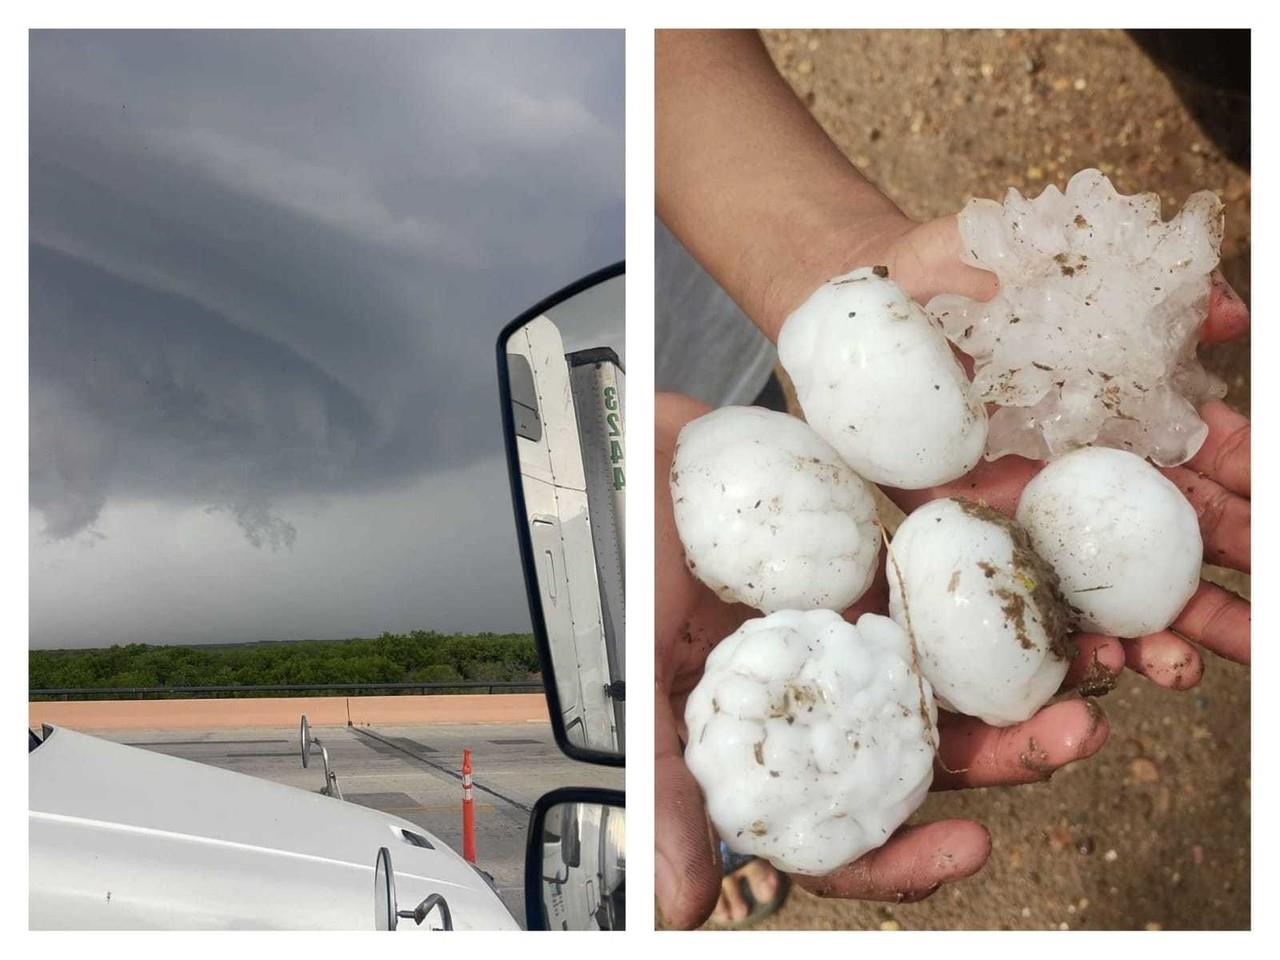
[777,266,988,489]
[1015,446,1202,638]
[927,168,1226,467]
[885,497,1073,727]
[683,609,936,875]
[670,406,880,613]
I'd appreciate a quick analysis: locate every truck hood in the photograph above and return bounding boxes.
[29,726,520,930]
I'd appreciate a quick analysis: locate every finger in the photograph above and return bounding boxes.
[741,860,781,906]
[895,215,1000,305]
[1063,633,1125,695]
[655,695,723,929]
[1122,632,1204,690]
[712,875,748,924]
[1182,400,1251,498]
[1201,271,1250,344]
[793,819,990,903]
[1171,581,1251,664]
[1163,465,1250,572]
[934,697,1110,789]
[842,550,889,624]
[886,454,1043,517]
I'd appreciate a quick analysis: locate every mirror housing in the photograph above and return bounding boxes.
[299,714,312,768]
[524,787,625,931]
[374,846,395,930]
[496,263,625,767]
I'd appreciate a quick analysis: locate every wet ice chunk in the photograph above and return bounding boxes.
[927,168,1226,467]
[683,609,936,875]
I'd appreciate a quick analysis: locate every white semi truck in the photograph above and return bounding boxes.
[504,317,624,755]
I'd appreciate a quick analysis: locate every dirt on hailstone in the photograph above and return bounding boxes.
[738,28,1249,931]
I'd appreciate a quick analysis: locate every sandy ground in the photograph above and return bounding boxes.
[732,28,1251,931]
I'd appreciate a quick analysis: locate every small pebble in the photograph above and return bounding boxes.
[1104,848,1118,862]
[1145,922,1162,931]
[879,920,901,931]
[1021,906,1032,918]
[1130,757,1161,784]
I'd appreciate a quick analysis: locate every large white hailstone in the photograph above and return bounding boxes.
[927,168,1226,467]
[885,498,1073,727]
[1015,446,1202,638]
[684,609,936,875]
[777,267,988,489]
[670,406,880,613]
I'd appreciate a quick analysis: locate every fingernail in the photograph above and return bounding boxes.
[1213,272,1242,302]
[1080,697,1109,745]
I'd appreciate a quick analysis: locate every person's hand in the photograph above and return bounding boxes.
[655,391,1112,929]
[873,216,1253,685]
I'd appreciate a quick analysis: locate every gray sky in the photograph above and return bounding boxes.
[29,30,624,648]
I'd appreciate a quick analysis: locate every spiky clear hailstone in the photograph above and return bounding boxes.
[670,406,880,613]
[778,267,988,489]
[885,497,1072,727]
[683,609,936,875]
[927,168,1226,468]
[1016,446,1203,638]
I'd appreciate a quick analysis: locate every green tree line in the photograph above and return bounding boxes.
[29,631,541,697]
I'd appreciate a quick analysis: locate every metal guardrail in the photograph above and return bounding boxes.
[29,680,544,701]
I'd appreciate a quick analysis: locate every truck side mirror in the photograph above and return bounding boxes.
[524,788,624,931]
[298,714,341,799]
[496,263,625,766]
[373,847,454,931]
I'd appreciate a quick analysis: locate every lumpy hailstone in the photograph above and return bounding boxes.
[684,609,936,875]
[1016,446,1202,638]
[928,168,1226,468]
[670,406,880,613]
[778,267,987,489]
[886,498,1072,727]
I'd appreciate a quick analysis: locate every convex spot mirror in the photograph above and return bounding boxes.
[497,263,625,765]
[299,714,341,799]
[299,715,312,767]
[373,847,454,931]
[524,788,624,931]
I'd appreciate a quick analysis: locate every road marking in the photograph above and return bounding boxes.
[350,726,531,814]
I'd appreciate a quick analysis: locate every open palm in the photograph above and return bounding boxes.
[880,216,1251,685]
[654,217,1250,929]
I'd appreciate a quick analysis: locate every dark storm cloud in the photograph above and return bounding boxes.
[29,30,624,543]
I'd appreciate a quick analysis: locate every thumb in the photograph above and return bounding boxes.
[655,695,721,928]
[891,215,999,305]
[1202,269,1249,343]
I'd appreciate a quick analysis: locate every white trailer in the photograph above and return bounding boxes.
[505,318,621,753]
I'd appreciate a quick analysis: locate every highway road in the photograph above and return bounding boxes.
[99,720,624,927]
